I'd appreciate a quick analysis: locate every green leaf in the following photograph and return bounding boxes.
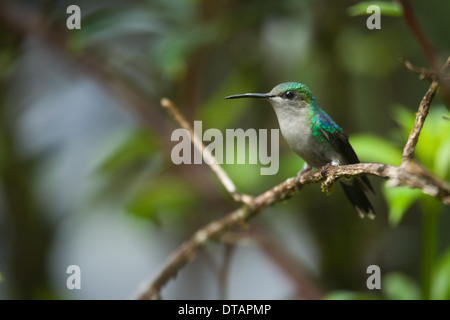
[435,138,450,179]
[383,185,421,226]
[392,106,415,139]
[98,128,161,174]
[431,248,450,300]
[126,177,199,223]
[347,1,403,17]
[350,133,402,165]
[324,290,381,300]
[382,273,420,300]
[423,107,450,178]
[393,105,450,177]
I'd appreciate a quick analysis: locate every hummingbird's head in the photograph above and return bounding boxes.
[225,82,316,112]
[267,82,315,110]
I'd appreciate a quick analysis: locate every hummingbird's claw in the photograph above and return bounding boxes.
[294,176,302,189]
[321,163,332,178]
[295,163,312,188]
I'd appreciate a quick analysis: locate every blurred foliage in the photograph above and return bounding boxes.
[431,248,450,300]
[347,1,403,17]
[94,128,195,223]
[383,273,420,300]
[326,272,421,300]
[325,290,380,300]
[336,28,404,76]
[352,105,450,226]
[98,128,162,174]
[1,0,449,299]
[126,176,200,224]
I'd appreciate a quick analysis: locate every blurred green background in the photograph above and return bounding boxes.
[0,0,449,299]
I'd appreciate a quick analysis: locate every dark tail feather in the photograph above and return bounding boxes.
[340,179,375,219]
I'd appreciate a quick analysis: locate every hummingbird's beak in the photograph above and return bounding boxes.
[225,93,275,99]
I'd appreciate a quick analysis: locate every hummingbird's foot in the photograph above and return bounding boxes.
[295,163,312,187]
[321,163,332,178]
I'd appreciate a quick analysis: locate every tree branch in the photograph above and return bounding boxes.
[396,0,450,111]
[395,0,439,69]
[401,57,450,164]
[400,57,436,82]
[401,80,439,163]
[161,98,252,204]
[136,160,450,299]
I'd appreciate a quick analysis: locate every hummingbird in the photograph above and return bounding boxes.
[226,82,374,218]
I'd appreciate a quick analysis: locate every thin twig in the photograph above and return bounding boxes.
[401,80,439,164]
[396,0,439,69]
[161,98,252,203]
[396,1,450,110]
[400,57,435,82]
[401,57,450,164]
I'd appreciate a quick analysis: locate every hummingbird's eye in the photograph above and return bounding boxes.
[284,91,295,100]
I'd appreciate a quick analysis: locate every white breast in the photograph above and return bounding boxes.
[269,99,343,168]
